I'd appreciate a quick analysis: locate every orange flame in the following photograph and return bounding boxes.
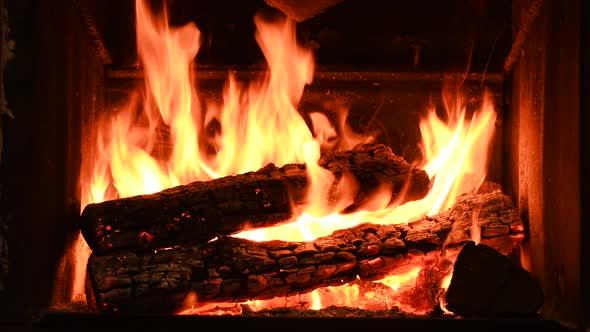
[213,14,315,176]
[179,267,427,315]
[66,0,498,312]
[235,87,496,242]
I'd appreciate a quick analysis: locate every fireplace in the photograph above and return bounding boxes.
[0,0,587,330]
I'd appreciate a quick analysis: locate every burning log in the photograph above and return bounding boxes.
[80,144,430,255]
[444,241,543,317]
[86,189,525,313]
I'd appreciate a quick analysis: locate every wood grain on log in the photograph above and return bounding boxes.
[80,144,430,255]
[86,189,525,313]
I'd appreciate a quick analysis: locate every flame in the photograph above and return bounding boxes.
[83,0,318,201]
[376,267,422,291]
[420,88,497,213]
[310,290,322,310]
[439,271,454,314]
[235,89,497,241]
[67,0,498,312]
[179,267,426,315]
[136,0,208,184]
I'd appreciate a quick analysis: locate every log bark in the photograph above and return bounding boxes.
[80,144,430,255]
[86,189,525,313]
[444,241,543,317]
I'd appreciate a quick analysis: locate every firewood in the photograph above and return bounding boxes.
[444,241,543,317]
[80,144,430,255]
[86,189,525,313]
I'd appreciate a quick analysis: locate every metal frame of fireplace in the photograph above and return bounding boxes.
[0,0,587,330]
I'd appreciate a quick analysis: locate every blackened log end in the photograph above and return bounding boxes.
[445,241,543,318]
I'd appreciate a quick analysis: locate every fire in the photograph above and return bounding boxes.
[234,91,497,242]
[84,0,317,205]
[62,0,498,313]
[179,267,428,315]
[213,14,315,176]
[310,290,323,310]
[377,267,422,292]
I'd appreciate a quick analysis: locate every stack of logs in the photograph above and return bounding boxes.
[80,144,526,314]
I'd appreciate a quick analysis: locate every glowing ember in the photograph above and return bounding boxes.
[84,0,318,204]
[310,290,322,310]
[60,0,499,313]
[178,266,434,315]
[376,267,422,292]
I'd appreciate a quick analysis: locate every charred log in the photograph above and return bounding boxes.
[80,144,430,255]
[444,241,543,317]
[80,162,306,256]
[86,189,525,313]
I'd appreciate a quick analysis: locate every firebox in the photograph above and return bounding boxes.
[0,0,587,330]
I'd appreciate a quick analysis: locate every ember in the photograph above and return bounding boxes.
[66,0,525,317]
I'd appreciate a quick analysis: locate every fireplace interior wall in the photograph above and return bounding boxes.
[504,0,583,327]
[0,0,586,329]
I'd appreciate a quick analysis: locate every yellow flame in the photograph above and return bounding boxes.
[213,15,315,176]
[235,90,497,241]
[178,267,426,315]
[376,267,422,291]
[310,290,322,310]
[82,0,319,204]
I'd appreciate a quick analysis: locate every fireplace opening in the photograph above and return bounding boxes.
[0,0,586,330]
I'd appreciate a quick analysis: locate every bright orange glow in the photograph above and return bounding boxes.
[235,90,497,242]
[68,0,499,312]
[213,14,315,176]
[310,290,322,310]
[178,267,428,315]
[376,267,422,291]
